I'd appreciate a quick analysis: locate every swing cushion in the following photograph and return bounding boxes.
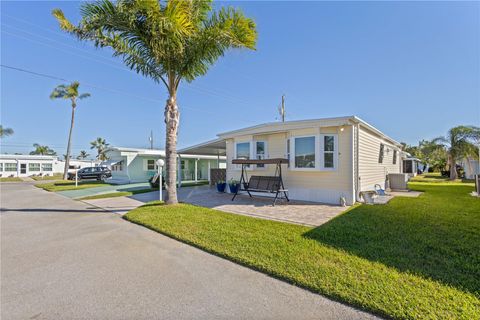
[247,175,283,193]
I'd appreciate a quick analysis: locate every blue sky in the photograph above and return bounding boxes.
[1,1,479,157]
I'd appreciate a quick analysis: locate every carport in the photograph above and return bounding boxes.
[178,138,226,185]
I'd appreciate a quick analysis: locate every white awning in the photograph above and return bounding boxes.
[178,138,226,156]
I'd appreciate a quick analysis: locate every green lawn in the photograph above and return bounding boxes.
[36,180,108,192]
[410,172,474,184]
[31,174,64,181]
[0,177,22,182]
[124,182,480,319]
[79,188,157,200]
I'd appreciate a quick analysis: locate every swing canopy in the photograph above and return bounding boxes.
[232,158,289,165]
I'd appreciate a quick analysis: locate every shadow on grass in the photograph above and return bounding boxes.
[303,183,480,296]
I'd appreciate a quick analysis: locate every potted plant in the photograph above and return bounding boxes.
[228,178,240,194]
[216,180,226,193]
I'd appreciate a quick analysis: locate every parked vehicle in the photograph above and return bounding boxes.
[68,166,111,181]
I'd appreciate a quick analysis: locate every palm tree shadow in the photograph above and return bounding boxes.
[303,195,479,296]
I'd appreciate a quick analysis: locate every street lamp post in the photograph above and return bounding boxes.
[156,159,164,202]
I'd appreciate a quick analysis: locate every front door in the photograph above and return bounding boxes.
[20,163,27,174]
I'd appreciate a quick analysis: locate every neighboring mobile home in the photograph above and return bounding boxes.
[104,146,226,184]
[180,116,406,205]
[0,154,99,178]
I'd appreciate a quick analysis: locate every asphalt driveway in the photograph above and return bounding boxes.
[1,182,378,320]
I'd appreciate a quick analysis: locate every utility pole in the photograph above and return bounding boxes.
[149,130,153,149]
[278,94,285,122]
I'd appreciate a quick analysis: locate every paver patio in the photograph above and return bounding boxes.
[128,186,348,226]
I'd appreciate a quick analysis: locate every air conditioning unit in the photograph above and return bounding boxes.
[388,173,409,191]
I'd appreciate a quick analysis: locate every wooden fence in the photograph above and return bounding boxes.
[210,168,226,186]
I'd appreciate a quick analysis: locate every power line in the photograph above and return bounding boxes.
[1,64,257,124]
[2,20,258,107]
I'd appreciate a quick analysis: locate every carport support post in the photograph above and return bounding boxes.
[75,170,78,188]
[194,159,198,182]
[177,156,182,188]
[156,159,164,202]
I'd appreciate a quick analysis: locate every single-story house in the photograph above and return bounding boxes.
[0,154,59,177]
[180,116,408,205]
[0,154,99,178]
[103,146,226,184]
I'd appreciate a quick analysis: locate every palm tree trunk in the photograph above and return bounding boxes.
[63,105,75,180]
[164,94,180,204]
[449,153,457,180]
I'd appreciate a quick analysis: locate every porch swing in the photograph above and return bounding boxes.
[231,158,289,206]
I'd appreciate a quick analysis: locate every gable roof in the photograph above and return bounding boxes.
[217,115,402,147]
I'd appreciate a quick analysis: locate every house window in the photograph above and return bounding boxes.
[379,144,385,164]
[4,163,17,172]
[321,134,337,169]
[112,161,123,171]
[255,141,266,168]
[294,136,315,168]
[29,163,41,171]
[42,163,53,171]
[236,142,250,159]
[147,159,156,171]
[393,150,397,165]
[0,163,3,172]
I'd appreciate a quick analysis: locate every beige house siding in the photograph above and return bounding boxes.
[226,126,356,205]
[358,126,402,192]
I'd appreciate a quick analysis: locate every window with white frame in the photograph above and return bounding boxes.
[146,159,156,171]
[255,141,266,168]
[4,163,17,172]
[294,136,316,168]
[42,163,53,171]
[0,163,3,171]
[29,163,41,171]
[321,134,337,169]
[235,142,250,160]
[112,161,123,171]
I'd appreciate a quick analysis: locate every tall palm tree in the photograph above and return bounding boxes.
[0,125,14,138]
[77,150,90,160]
[50,82,90,179]
[53,0,257,204]
[30,143,56,156]
[433,125,480,180]
[90,137,110,161]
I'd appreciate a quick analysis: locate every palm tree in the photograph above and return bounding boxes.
[90,137,110,161]
[433,125,480,180]
[50,82,90,179]
[77,150,90,160]
[0,125,14,138]
[53,0,257,204]
[30,143,56,156]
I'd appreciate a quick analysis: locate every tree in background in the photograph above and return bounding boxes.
[77,150,90,160]
[90,137,110,161]
[0,125,14,138]
[53,0,257,204]
[433,126,480,180]
[30,143,56,156]
[50,82,90,180]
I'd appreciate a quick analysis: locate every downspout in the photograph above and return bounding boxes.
[355,122,360,202]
